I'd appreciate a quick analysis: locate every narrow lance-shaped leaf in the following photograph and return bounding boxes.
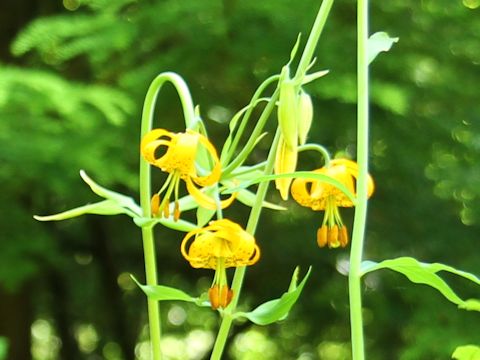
[458,299,480,312]
[236,189,287,211]
[361,257,480,310]
[34,200,128,221]
[131,275,209,307]
[80,170,141,216]
[301,69,329,85]
[234,267,312,325]
[224,171,357,205]
[133,216,197,232]
[220,98,269,164]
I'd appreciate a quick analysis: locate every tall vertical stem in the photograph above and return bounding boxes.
[210,1,335,358]
[348,0,369,359]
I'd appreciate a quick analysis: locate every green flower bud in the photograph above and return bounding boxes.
[297,90,313,145]
[278,76,298,150]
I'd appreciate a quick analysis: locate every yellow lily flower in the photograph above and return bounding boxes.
[274,134,298,201]
[291,158,374,248]
[141,128,235,220]
[181,219,260,309]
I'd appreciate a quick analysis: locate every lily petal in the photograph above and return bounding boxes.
[186,178,236,210]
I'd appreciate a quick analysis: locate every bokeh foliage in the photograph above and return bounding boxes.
[1,0,480,359]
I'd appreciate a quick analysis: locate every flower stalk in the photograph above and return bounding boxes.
[209,1,334,358]
[139,73,196,360]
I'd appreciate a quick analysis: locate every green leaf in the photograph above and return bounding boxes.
[452,345,480,360]
[220,98,269,164]
[368,32,399,64]
[196,206,216,227]
[458,299,480,312]
[34,171,142,221]
[224,171,357,205]
[80,170,141,216]
[361,257,480,308]
[34,199,128,221]
[288,33,302,64]
[132,276,209,306]
[234,267,311,325]
[133,217,197,232]
[302,69,329,85]
[236,189,287,211]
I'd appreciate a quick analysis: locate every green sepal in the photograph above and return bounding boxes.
[131,276,210,307]
[368,32,399,65]
[452,345,480,360]
[361,257,480,309]
[133,217,197,232]
[224,171,357,205]
[233,267,311,325]
[277,75,299,150]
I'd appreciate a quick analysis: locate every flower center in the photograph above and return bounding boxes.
[151,171,182,220]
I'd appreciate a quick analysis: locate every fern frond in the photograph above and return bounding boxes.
[0,65,135,125]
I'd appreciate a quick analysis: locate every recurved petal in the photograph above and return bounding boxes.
[291,177,324,209]
[181,231,218,269]
[192,134,222,186]
[142,139,172,166]
[186,178,236,210]
[331,158,375,199]
[140,128,173,150]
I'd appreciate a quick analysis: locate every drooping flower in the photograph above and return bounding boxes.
[141,128,235,220]
[181,219,260,309]
[291,158,374,248]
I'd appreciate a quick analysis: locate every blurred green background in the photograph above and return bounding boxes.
[1,0,480,359]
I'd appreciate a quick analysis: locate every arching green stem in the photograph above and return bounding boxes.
[298,143,331,166]
[139,72,196,360]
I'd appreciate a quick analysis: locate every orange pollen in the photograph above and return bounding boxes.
[208,285,234,310]
[151,194,160,217]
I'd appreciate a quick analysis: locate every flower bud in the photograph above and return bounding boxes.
[297,91,313,145]
[278,78,298,150]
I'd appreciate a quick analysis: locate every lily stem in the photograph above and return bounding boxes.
[210,1,334,358]
[139,72,196,360]
[348,0,369,359]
